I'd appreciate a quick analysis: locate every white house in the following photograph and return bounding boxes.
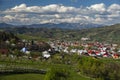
[81,37,90,41]
[42,51,51,58]
[77,50,83,55]
[21,47,27,53]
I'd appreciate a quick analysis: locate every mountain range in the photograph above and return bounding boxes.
[0,22,102,29]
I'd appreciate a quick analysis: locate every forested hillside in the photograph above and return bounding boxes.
[0,24,120,43]
[78,24,120,43]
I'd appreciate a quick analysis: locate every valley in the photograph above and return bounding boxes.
[0,23,120,80]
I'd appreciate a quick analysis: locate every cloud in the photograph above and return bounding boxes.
[108,4,120,12]
[11,3,27,11]
[0,3,120,25]
[5,4,75,13]
[87,3,106,12]
[4,15,15,20]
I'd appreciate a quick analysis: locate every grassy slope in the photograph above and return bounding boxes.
[79,24,120,43]
[0,58,91,80]
[17,34,48,41]
[1,56,120,80]
[17,24,120,43]
[1,24,120,42]
[0,73,90,80]
[0,74,44,80]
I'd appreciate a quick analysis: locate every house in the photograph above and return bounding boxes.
[42,51,51,58]
[70,49,77,53]
[20,47,30,54]
[88,50,96,57]
[103,53,109,57]
[63,49,69,53]
[0,48,9,55]
[112,44,118,47]
[25,51,30,54]
[95,51,102,57]
[77,50,83,55]
[112,53,119,59]
[63,47,69,53]
[81,37,90,41]
[21,47,27,53]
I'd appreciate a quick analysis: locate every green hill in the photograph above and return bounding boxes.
[78,24,120,43]
[0,24,120,43]
[0,31,20,42]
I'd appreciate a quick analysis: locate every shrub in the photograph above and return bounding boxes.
[44,67,71,80]
[78,56,120,80]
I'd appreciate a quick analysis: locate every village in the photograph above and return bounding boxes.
[43,39,120,59]
[0,35,120,80]
[1,36,120,61]
[0,0,120,79]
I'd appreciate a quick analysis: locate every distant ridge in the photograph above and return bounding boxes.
[0,22,102,29]
[0,23,14,28]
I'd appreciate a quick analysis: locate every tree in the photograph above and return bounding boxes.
[44,67,71,80]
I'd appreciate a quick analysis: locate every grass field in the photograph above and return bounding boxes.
[1,55,120,80]
[0,73,91,80]
[0,74,44,80]
[17,34,48,41]
[0,56,92,80]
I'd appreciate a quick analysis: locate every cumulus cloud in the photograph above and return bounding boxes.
[0,3,120,25]
[108,4,120,12]
[5,4,75,13]
[11,3,27,11]
[87,3,106,12]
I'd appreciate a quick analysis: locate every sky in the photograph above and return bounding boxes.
[0,0,120,25]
